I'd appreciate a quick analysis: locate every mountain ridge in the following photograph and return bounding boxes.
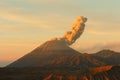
[7,40,120,68]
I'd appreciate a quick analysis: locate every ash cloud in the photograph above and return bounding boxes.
[50,16,87,45]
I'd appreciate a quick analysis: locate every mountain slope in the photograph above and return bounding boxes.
[7,40,120,68]
[7,40,80,67]
[7,39,106,68]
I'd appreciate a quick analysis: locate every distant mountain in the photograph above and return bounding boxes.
[7,40,120,68]
[91,49,120,65]
[93,49,119,57]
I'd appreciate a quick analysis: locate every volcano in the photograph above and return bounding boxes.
[5,39,120,80]
[7,39,103,68]
[2,16,120,80]
[7,40,80,68]
[7,39,120,68]
[7,16,89,68]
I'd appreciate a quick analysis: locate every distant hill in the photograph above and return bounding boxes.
[91,49,120,65]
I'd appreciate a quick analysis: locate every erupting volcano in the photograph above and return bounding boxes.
[7,16,88,68]
[3,16,120,80]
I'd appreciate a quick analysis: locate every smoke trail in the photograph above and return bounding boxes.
[63,16,87,45]
[50,16,87,45]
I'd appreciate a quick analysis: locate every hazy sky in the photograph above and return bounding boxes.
[0,0,120,67]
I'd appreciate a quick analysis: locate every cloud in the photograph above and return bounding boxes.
[0,23,28,32]
[85,19,120,36]
[0,10,70,32]
[0,2,72,32]
[24,0,65,4]
[85,29,120,36]
[0,2,51,29]
[0,10,44,26]
[72,42,120,53]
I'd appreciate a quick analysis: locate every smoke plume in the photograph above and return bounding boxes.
[50,16,87,45]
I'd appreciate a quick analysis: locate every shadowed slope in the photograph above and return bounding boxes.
[7,40,80,68]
